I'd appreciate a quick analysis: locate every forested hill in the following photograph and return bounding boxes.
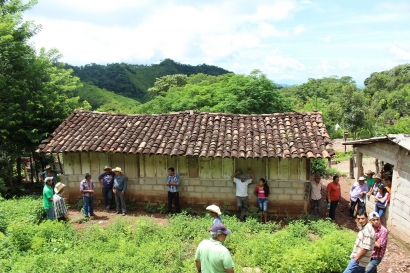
[66,58,230,101]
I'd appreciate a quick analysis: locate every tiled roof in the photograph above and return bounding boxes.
[38,110,334,158]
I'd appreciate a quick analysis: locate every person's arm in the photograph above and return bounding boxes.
[375,193,388,203]
[353,248,368,262]
[225,268,234,273]
[231,170,241,181]
[122,175,127,195]
[326,184,331,202]
[195,259,201,272]
[248,168,254,182]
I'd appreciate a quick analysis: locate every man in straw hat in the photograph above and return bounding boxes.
[349,176,368,220]
[367,174,382,197]
[99,166,115,211]
[113,167,127,216]
[43,177,55,220]
[40,164,63,187]
[206,204,223,231]
[53,182,69,222]
[195,223,235,273]
[365,170,375,190]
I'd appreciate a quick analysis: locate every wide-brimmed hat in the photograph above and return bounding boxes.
[45,165,52,170]
[54,182,66,193]
[206,204,222,215]
[210,223,231,235]
[366,170,375,175]
[369,211,380,220]
[112,167,122,173]
[358,176,366,181]
[104,166,112,171]
[374,174,382,179]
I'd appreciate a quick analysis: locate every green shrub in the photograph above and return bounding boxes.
[156,203,166,214]
[144,201,156,213]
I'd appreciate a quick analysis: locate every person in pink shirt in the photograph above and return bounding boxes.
[254,178,270,223]
[374,185,389,218]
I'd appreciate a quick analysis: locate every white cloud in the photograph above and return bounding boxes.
[320,35,332,43]
[389,43,410,61]
[49,0,150,13]
[256,23,289,38]
[318,60,334,73]
[293,25,305,35]
[250,1,297,22]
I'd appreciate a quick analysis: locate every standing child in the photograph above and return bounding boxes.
[206,204,223,231]
[254,178,270,223]
[80,173,95,219]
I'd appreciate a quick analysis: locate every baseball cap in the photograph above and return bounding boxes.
[210,223,231,235]
[44,177,53,183]
[369,211,380,221]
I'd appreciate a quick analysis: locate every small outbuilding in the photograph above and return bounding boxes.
[344,134,410,245]
[38,110,334,215]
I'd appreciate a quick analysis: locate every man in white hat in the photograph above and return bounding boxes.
[195,223,234,273]
[53,182,69,222]
[231,168,254,222]
[349,176,368,220]
[43,177,55,220]
[365,211,388,273]
[113,167,127,216]
[206,204,223,231]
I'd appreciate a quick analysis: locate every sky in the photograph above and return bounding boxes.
[24,0,410,86]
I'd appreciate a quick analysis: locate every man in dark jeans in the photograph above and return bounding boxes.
[166,167,181,213]
[327,175,341,222]
[98,166,115,211]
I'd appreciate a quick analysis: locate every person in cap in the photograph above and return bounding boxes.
[231,168,254,222]
[43,177,55,220]
[367,174,382,197]
[40,164,63,187]
[113,167,127,216]
[349,176,369,220]
[53,182,69,222]
[254,178,270,223]
[365,170,375,189]
[327,175,341,222]
[343,209,375,273]
[374,185,389,218]
[80,173,95,219]
[195,223,235,273]
[166,167,181,214]
[365,211,388,273]
[309,173,326,218]
[206,204,223,231]
[99,166,115,211]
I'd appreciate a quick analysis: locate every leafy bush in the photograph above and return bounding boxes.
[144,201,156,213]
[0,198,356,273]
[156,203,166,214]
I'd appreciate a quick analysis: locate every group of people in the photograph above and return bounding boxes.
[310,174,341,221]
[42,176,69,222]
[343,210,388,273]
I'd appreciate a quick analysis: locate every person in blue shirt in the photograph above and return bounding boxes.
[98,166,115,211]
[206,204,223,232]
[112,167,127,216]
[166,167,181,214]
[40,165,63,187]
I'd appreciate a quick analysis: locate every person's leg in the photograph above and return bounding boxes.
[378,207,385,218]
[102,187,108,208]
[83,197,89,217]
[168,191,173,213]
[310,199,315,215]
[314,199,321,216]
[349,199,358,218]
[343,258,366,273]
[115,191,121,213]
[329,201,338,221]
[174,192,181,213]
[107,189,113,209]
[263,199,268,223]
[236,196,242,220]
[365,258,381,273]
[46,208,55,221]
[120,193,126,214]
[89,197,94,216]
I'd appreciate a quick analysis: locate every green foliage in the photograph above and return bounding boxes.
[68,59,230,101]
[310,158,328,177]
[136,70,292,114]
[156,203,167,214]
[127,202,137,211]
[0,198,355,273]
[148,74,188,97]
[76,199,84,211]
[144,201,156,213]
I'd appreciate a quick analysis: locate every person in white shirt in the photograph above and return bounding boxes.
[310,173,326,217]
[231,168,254,222]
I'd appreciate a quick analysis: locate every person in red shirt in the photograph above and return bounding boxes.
[327,175,341,222]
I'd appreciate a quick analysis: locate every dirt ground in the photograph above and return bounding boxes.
[65,138,410,272]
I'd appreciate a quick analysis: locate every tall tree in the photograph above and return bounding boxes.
[0,0,84,187]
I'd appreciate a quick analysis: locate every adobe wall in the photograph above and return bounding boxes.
[359,143,410,246]
[60,152,311,215]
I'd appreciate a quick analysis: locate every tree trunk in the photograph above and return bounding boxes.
[17,156,21,184]
[7,158,13,189]
[30,156,34,183]
[375,159,379,174]
[32,150,39,183]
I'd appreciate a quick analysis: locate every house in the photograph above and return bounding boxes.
[37,110,334,215]
[344,134,410,245]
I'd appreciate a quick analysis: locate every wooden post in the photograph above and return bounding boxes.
[356,151,363,179]
[349,157,355,179]
[375,159,379,174]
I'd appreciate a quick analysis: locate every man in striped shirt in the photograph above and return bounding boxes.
[365,211,388,273]
[53,182,69,222]
[343,210,375,273]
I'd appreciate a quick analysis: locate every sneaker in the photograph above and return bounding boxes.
[122,213,126,216]
[116,211,121,214]
[105,206,110,212]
